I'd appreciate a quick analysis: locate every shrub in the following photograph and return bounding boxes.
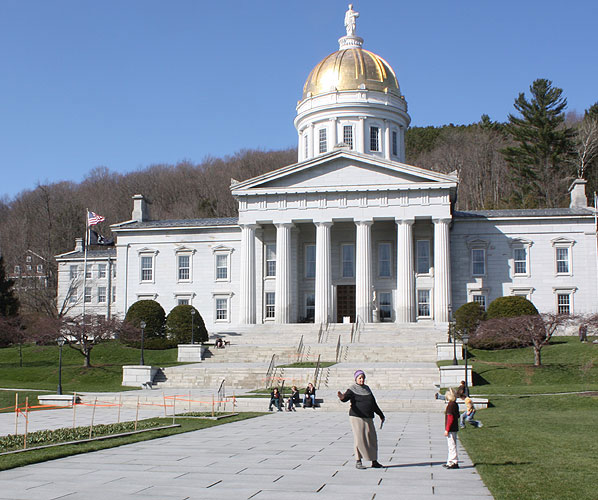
[121,337,178,350]
[469,317,534,350]
[166,305,208,344]
[486,296,538,319]
[124,300,166,339]
[454,302,486,338]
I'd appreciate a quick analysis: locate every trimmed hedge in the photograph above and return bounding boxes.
[486,296,538,319]
[123,300,166,342]
[454,302,486,338]
[166,305,208,344]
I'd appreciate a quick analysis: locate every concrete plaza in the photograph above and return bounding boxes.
[0,409,492,500]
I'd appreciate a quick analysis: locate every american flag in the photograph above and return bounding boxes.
[87,211,105,226]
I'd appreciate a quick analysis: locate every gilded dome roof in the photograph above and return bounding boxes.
[302,47,401,100]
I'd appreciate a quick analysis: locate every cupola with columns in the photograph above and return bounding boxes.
[295,5,410,163]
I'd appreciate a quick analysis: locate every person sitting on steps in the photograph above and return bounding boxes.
[303,382,316,408]
[287,386,300,411]
[269,387,283,411]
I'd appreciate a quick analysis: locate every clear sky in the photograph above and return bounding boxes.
[1,0,596,200]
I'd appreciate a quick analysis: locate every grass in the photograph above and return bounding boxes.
[0,413,264,471]
[0,341,179,393]
[460,394,598,500]
[0,389,53,414]
[455,337,598,500]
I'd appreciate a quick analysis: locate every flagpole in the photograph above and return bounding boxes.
[82,209,89,322]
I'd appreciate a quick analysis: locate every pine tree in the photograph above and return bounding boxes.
[502,79,575,208]
[0,256,19,317]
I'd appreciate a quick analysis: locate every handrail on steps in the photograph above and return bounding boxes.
[313,354,322,389]
[265,353,277,389]
[335,335,341,363]
[216,378,225,412]
[296,334,304,362]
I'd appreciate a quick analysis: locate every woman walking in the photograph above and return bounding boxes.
[337,370,385,469]
[444,388,460,469]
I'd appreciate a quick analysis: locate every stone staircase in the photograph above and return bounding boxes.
[140,322,448,411]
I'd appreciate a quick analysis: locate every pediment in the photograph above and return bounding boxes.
[231,151,457,195]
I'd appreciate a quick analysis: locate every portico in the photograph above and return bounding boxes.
[231,151,457,326]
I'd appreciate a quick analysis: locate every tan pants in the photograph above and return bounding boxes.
[350,416,378,461]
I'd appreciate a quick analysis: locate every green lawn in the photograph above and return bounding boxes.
[0,341,179,393]
[457,337,598,500]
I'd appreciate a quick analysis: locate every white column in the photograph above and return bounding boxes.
[395,219,415,323]
[330,118,338,148]
[309,123,315,159]
[239,224,257,324]
[384,121,391,160]
[315,221,332,324]
[275,223,293,324]
[434,218,452,323]
[355,220,373,323]
[357,116,366,154]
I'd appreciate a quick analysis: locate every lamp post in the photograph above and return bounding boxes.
[140,321,146,366]
[57,338,65,395]
[463,334,470,397]
[448,305,458,365]
[191,308,196,345]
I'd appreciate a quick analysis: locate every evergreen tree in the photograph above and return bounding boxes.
[0,256,19,317]
[502,79,575,208]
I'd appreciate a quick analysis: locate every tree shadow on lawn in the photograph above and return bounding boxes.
[473,460,532,467]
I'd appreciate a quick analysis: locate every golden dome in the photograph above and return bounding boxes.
[302,47,401,100]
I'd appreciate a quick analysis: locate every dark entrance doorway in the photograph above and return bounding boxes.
[336,285,356,323]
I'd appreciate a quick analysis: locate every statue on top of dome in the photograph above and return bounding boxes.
[344,4,359,36]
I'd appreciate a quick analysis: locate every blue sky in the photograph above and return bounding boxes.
[1,1,596,200]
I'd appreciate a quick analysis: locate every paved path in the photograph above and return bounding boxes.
[0,411,492,499]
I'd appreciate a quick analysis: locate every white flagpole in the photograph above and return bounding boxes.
[82,209,89,322]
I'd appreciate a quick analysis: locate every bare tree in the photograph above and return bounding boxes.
[573,115,598,179]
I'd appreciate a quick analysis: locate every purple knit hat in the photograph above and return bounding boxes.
[354,370,366,380]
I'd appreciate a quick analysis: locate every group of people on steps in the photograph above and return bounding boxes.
[268,383,316,411]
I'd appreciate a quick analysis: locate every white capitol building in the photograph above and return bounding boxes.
[57,8,598,332]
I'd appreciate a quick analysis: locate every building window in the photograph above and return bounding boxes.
[417,290,431,317]
[416,240,430,274]
[69,265,78,280]
[98,264,107,279]
[342,244,355,278]
[265,243,276,277]
[392,130,398,156]
[557,293,570,314]
[84,287,92,303]
[472,295,487,310]
[379,292,392,321]
[513,247,528,275]
[343,125,353,149]
[370,126,380,152]
[112,263,117,277]
[70,287,78,304]
[212,254,227,280]
[319,128,327,154]
[378,242,391,278]
[14,265,21,274]
[178,255,191,281]
[265,292,275,319]
[556,247,570,274]
[36,264,43,274]
[178,298,190,305]
[98,286,106,303]
[26,255,32,263]
[26,264,32,272]
[215,296,229,321]
[140,256,153,282]
[305,244,316,279]
[472,249,485,276]
[305,293,315,322]
[85,265,92,279]
[112,286,116,303]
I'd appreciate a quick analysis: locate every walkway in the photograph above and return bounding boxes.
[0,410,492,499]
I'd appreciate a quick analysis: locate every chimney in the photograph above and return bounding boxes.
[569,179,588,208]
[132,194,149,222]
[75,238,83,252]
